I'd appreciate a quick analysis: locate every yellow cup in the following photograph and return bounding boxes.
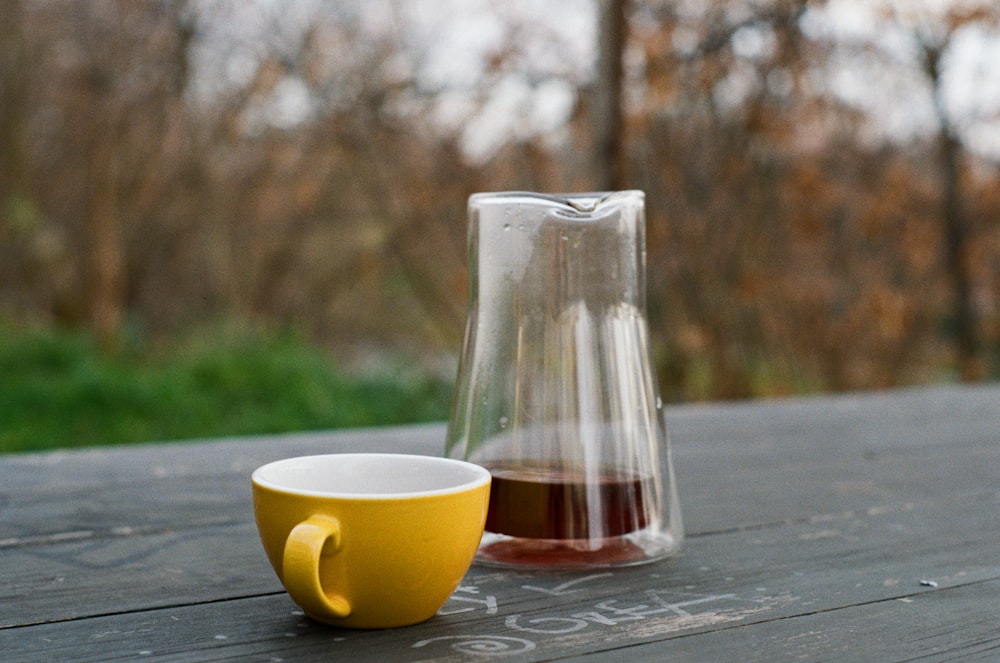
[252,453,491,629]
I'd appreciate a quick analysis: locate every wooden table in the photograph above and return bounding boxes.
[2,384,998,661]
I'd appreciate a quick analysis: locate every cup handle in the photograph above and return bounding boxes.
[282,514,351,620]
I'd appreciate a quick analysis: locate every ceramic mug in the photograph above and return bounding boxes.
[251,453,491,628]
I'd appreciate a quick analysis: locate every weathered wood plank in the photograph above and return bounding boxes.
[0,423,447,492]
[2,489,997,660]
[1,430,995,543]
[569,579,1000,663]
[0,425,447,541]
[1,384,998,661]
[0,522,279,628]
[2,385,997,541]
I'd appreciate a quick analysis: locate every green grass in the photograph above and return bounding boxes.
[0,323,454,453]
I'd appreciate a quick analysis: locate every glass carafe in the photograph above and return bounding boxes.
[446,191,683,569]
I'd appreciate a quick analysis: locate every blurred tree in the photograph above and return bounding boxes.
[0,0,200,350]
[910,5,999,380]
[1,0,997,395]
[797,0,1000,382]
[0,0,39,318]
[0,0,27,214]
[594,0,628,190]
[630,0,822,398]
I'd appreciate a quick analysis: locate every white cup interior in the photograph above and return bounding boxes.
[252,453,490,498]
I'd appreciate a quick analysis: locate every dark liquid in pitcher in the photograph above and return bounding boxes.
[484,465,652,540]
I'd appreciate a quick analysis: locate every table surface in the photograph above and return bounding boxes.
[2,383,999,662]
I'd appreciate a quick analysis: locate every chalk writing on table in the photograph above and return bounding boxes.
[503,592,738,634]
[435,585,499,616]
[415,572,785,658]
[412,635,536,656]
[521,572,613,596]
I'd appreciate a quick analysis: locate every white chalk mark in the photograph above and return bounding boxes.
[521,573,614,596]
[412,634,536,655]
[438,593,499,616]
[647,592,738,617]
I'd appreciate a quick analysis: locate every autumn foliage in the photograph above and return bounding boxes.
[1,0,998,402]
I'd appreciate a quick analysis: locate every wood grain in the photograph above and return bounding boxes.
[0,384,997,661]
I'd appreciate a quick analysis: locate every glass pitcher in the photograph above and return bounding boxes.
[446,191,683,569]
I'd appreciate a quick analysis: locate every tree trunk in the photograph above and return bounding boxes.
[593,0,627,191]
[939,129,980,380]
[90,127,125,353]
[0,0,27,212]
[923,42,981,380]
